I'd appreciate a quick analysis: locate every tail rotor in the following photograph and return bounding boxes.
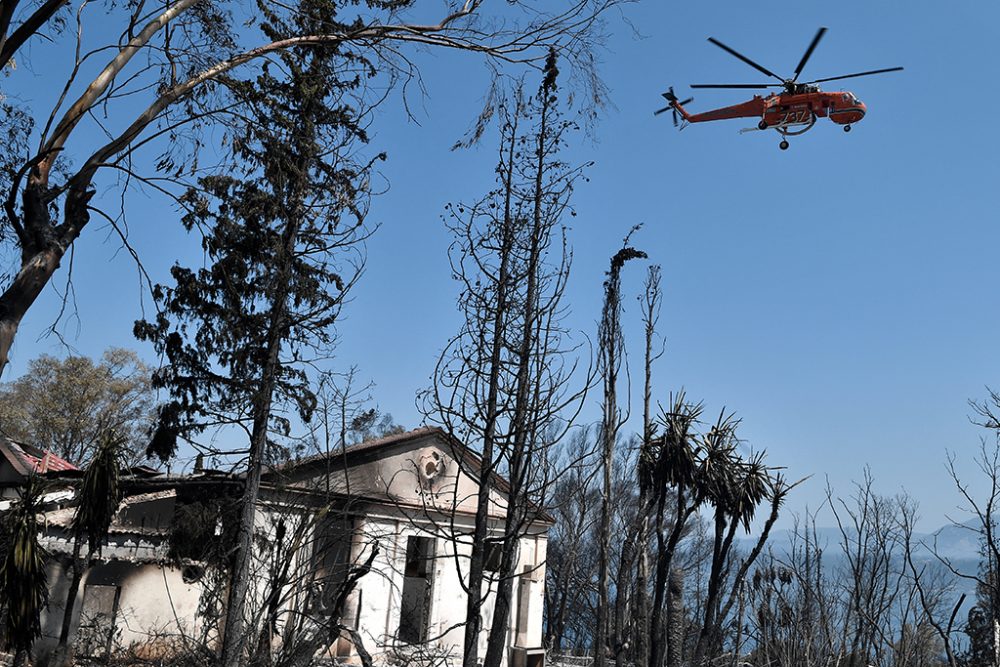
[654,87,693,127]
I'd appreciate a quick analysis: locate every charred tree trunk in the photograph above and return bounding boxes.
[482,55,555,667]
[665,568,684,667]
[462,112,519,667]
[219,160,305,667]
[0,180,92,377]
[54,540,85,667]
[596,243,646,667]
[635,265,662,667]
[650,487,693,667]
[614,535,635,665]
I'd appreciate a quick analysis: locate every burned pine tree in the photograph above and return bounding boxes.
[134,1,378,663]
[423,51,589,667]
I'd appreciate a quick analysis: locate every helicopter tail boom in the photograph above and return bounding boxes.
[685,97,767,123]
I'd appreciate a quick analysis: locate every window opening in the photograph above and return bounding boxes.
[312,515,354,612]
[484,541,503,573]
[398,535,435,643]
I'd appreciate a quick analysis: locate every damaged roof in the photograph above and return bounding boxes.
[269,426,555,525]
[43,489,177,535]
[0,438,79,478]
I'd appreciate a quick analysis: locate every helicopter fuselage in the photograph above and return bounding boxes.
[676,90,866,128]
[660,27,900,148]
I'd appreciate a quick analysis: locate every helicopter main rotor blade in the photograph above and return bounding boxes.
[805,66,904,84]
[690,83,780,89]
[793,27,827,81]
[707,37,784,82]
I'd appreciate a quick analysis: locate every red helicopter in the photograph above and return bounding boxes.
[656,28,903,150]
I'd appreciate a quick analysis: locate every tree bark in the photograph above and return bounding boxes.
[665,568,683,667]
[0,180,91,377]
[55,540,85,667]
[635,265,660,667]
[614,535,634,665]
[650,488,693,667]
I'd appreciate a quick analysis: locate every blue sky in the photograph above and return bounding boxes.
[4,1,999,528]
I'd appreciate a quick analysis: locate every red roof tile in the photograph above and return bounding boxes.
[2,439,79,475]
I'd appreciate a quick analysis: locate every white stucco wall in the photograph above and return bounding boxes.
[341,511,548,667]
[36,559,205,663]
[32,431,551,667]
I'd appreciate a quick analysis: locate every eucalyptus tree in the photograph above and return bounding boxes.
[0,0,627,378]
[0,348,152,464]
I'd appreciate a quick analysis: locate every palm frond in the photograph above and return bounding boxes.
[0,475,50,655]
[72,431,125,553]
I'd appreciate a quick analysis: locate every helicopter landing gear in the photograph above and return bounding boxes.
[779,140,789,150]
[843,124,852,133]
[758,119,768,130]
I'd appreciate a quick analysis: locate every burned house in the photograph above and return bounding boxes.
[24,427,549,667]
[0,438,78,499]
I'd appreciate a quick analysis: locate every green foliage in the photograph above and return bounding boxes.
[0,348,154,464]
[0,475,49,657]
[0,102,32,255]
[135,0,384,462]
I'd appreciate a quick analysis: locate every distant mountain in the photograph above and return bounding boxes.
[737,518,983,596]
[923,518,982,562]
[742,518,982,563]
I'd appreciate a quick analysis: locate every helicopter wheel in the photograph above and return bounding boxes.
[779,140,789,150]
[758,119,768,130]
[843,124,852,133]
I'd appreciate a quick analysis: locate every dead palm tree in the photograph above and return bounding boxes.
[648,394,703,667]
[693,422,781,665]
[56,432,124,666]
[0,474,50,667]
